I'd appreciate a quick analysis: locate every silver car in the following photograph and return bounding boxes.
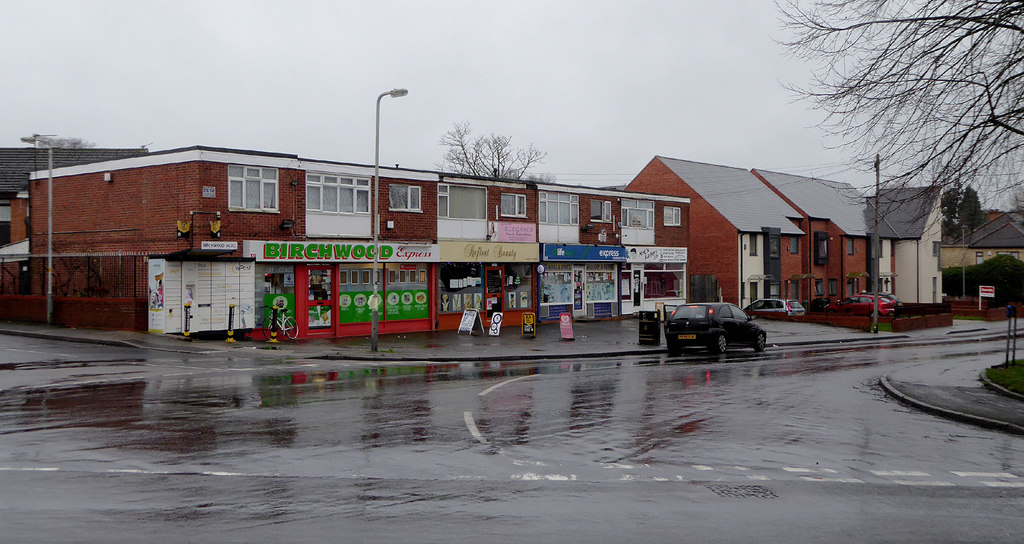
[743,298,805,316]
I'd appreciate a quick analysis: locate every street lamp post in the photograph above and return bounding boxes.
[371,88,408,352]
[20,134,54,326]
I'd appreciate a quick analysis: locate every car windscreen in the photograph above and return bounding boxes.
[672,305,710,319]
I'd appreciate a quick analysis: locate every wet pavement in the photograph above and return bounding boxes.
[2,316,1024,435]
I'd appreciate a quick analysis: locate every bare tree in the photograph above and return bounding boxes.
[47,137,96,148]
[780,0,1024,198]
[439,121,547,179]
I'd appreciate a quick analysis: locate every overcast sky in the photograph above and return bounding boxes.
[3,1,888,193]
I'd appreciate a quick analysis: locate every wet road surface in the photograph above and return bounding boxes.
[3,337,1024,542]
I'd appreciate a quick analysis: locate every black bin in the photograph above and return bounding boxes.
[638,311,661,345]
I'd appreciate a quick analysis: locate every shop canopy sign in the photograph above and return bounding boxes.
[625,246,688,263]
[244,241,439,263]
[541,243,627,262]
[439,241,539,263]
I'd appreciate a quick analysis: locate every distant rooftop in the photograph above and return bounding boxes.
[0,147,149,194]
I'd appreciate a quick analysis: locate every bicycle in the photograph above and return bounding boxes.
[257,311,298,340]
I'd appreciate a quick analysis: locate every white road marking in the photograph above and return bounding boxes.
[800,476,863,483]
[951,471,1017,478]
[463,411,488,444]
[747,475,772,481]
[783,467,838,474]
[479,374,536,396]
[691,465,715,471]
[982,481,1024,488]
[871,470,931,477]
[8,348,75,358]
[512,473,576,481]
[893,480,955,486]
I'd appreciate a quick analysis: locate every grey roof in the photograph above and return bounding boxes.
[957,212,1024,248]
[865,186,940,240]
[752,169,869,236]
[0,147,149,194]
[657,157,804,235]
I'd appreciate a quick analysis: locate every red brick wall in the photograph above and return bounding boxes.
[0,295,147,330]
[627,158,737,302]
[379,176,438,242]
[577,193,623,245]
[10,198,28,242]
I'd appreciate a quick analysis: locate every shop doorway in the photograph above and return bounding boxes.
[485,266,504,319]
[306,266,333,334]
[573,265,586,318]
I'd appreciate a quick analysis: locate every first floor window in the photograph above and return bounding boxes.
[591,200,611,222]
[539,192,578,225]
[438,184,486,219]
[501,193,527,217]
[389,184,422,212]
[790,236,799,254]
[664,206,681,226]
[306,174,370,214]
[621,199,654,229]
[229,165,278,211]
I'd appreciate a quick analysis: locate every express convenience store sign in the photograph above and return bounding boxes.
[244,241,439,263]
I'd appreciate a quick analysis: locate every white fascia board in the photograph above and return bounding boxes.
[26,149,304,180]
[536,183,691,204]
[300,160,438,182]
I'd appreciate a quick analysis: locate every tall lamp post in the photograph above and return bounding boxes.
[20,134,54,326]
[371,88,408,352]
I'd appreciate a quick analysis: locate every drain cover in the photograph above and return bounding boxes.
[704,484,778,499]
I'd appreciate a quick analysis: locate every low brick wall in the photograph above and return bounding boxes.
[751,311,952,331]
[0,295,147,331]
[948,301,1023,321]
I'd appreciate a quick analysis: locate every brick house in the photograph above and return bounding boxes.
[627,157,804,307]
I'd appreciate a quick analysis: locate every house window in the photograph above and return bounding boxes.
[539,192,579,225]
[306,174,370,214]
[790,236,799,254]
[847,238,855,255]
[814,231,829,265]
[664,206,681,226]
[749,281,759,301]
[828,279,838,296]
[749,234,759,256]
[769,235,780,258]
[621,199,654,229]
[932,241,941,257]
[438,184,486,219]
[997,251,1020,260]
[229,165,277,211]
[501,193,527,217]
[815,278,824,296]
[590,200,611,222]
[976,251,984,264]
[389,184,421,212]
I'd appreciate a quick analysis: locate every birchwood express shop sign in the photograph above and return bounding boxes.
[243,241,439,263]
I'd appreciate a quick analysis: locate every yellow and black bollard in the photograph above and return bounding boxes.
[267,304,280,344]
[226,304,236,343]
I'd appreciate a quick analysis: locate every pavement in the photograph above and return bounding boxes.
[3,316,1024,435]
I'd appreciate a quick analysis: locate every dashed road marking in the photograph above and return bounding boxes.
[801,476,863,483]
[982,481,1024,488]
[893,480,955,486]
[783,467,838,474]
[871,470,930,477]
[951,471,1017,478]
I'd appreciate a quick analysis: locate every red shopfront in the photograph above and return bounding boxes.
[244,240,439,339]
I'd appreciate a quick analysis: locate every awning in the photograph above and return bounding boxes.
[746,274,776,281]
[846,271,870,278]
[789,273,815,280]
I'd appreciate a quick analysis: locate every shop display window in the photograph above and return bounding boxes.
[643,264,685,299]
[385,263,429,320]
[502,263,533,310]
[338,264,375,324]
[439,263,483,313]
[256,264,296,323]
[585,264,617,302]
[541,263,573,304]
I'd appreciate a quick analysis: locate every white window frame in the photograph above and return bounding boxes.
[500,193,527,218]
[438,184,486,219]
[229,165,278,212]
[621,199,654,229]
[539,192,579,225]
[305,173,371,215]
[389,184,422,212]
[664,206,681,226]
[590,200,611,222]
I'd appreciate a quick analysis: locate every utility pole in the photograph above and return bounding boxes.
[872,154,880,334]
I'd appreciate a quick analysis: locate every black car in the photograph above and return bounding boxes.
[664,303,766,355]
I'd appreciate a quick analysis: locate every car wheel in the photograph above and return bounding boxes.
[753,332,766,352]
[666,341,681,356]
[710,333,727,354]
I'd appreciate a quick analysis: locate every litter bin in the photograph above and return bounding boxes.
[638,310,661,345]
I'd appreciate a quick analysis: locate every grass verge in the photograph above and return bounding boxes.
[986,364,1024,394]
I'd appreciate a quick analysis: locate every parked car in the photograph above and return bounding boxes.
[809,297,832,313]
[861,291,904,315]
[664,303,767,355]
[825,295,895,316]
[744,298,806,316]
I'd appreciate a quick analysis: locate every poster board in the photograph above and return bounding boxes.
[458,310,484,335]
[488,312,504,336]
[521,312,536,338]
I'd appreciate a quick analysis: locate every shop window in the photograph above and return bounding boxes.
[439,263,483,313]
[585,264,617,302]
[591,200,611,222]
[438,184,486,219]
[385,263,429,320]
[257,264,296,324]
[503,263,534,310]
[229,165,277,211]
[306,173,370,214]
[664,206,681,227]
[621,199,654,229]
[338,264,375,324]
[501,193,527,218]
[540,192,579,225]
[389,184,422,212]
[540,263,573,303]
[642,264,684,299]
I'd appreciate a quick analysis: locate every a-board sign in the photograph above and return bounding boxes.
[559,312,575,341]
[521,312,536,338]
[458,309,484,335]
[488,312,503,336]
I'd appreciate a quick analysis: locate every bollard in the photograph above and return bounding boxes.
[226,304,236,343]
[267,303,280,344]
[183,302,192,339]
